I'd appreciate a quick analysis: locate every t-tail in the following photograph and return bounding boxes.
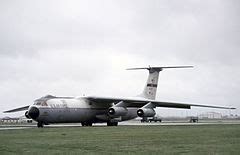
[127,66,193,100]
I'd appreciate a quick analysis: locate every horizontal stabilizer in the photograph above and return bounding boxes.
[126,66,193,71]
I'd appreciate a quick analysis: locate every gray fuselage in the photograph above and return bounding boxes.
[29,97,138,124]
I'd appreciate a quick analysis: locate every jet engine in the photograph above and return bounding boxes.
[137,108,156,117]
[108,107,128,117]
[25,111,30,119]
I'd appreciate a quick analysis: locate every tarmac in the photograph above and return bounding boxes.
[1,119,240,130]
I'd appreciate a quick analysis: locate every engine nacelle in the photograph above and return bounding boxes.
[137,108,156,117]
[25,111,30,119]
[108,107,128,117]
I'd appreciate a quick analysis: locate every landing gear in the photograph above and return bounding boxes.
[81,122,93,126]
[37,122,44,128]
[107,121,118,126]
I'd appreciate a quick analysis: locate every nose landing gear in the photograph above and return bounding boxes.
[37,122,44,128]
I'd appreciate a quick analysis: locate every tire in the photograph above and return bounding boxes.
[37,122,43,128]
[107,122,118,126]
[81,122,93,126]
[87,122,93,126]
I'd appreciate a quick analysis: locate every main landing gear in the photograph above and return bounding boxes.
[81,122,93,126]
[107,121,118,126]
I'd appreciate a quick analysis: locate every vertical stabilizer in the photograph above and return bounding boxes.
[141,68,161,99]
[127,66,193,100]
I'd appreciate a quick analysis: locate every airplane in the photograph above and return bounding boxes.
[4,66,235,127]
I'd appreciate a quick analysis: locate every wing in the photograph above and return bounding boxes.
[152,101,235,109]
[85,96,235,109]
[3,105,30,113]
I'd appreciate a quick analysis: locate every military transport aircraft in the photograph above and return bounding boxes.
[4,66,235,127]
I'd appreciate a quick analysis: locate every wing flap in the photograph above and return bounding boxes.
[152,101,190,109]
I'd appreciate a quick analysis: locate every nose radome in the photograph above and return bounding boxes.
[28,107,40,119]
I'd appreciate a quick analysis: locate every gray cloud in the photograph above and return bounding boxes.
[0,0,239,117]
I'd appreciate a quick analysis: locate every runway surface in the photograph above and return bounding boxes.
[0,127,33,130]
[1,120,240,130]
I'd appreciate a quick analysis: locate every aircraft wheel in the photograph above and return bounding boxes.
[107,122,118,126]
[81,122,92,126]
[37,122,44,128]
[81,122,86,126]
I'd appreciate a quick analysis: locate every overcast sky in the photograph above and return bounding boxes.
[1,0,239,117]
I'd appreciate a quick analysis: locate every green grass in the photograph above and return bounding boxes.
[0,125,240,155]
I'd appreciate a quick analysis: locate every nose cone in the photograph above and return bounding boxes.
[28,107,40,119]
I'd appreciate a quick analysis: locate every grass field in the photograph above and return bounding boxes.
[0,124,240,155]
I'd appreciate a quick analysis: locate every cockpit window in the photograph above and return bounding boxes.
[33,95,56,106]
[34,101,42,105]
[41,101,48,106]
[34,101,48,106]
